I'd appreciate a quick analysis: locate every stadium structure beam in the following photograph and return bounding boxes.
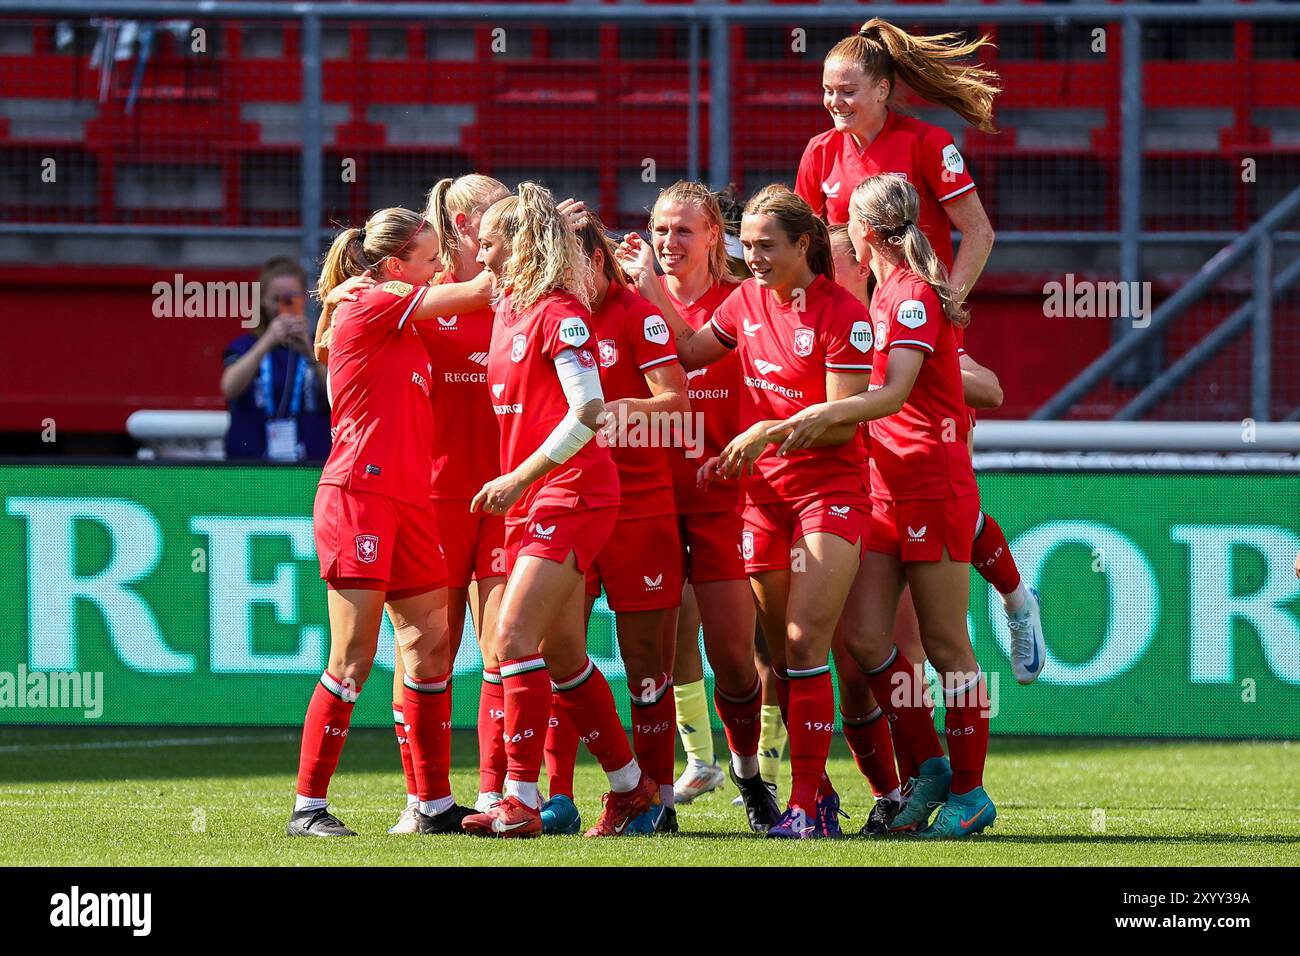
[1114,15,1152,386]
[708,12,729,191]
[4,3,1300,23]
[687,20,700,185]
[972,421,1300,453]
[300,12,323,292]
[1252,236,1273,423]
[4,224,1297,246]
[1114,253,1300,422]
[1034,184,1300,421]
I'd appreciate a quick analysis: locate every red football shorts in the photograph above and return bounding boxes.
[314,484,448,598]
[679,509,747,584]
[866,493,980,563]
[585,513,684,611]
[741,495,870,574]
[432,498,507,588]
[504,505,618,576]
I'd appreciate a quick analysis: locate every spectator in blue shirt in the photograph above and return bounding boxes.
[220,257,331,461]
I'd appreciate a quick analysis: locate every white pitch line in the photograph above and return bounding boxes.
[0,733,298,754]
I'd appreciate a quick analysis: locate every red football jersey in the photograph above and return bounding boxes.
[589,282,680,520]
[415,271,500,500]
[319,279,436,506]
[867,266,978,502]
[486,289,620,517]
[795,110,975,269]
[660,277,744,514]
[708,275,872,504]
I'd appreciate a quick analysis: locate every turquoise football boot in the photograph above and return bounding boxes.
[913,786,997,839]
[888,755,952,834]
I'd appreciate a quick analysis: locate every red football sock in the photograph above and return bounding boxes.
[774,669,790,725]
[775,670,833,797]
[891,715,921,785]
[842,707,901,797]
[544,692,579,800]
[392,702,417,797]
[295,672,356,799]
[864,648,944,768]
[402,673,452,802]
[500,655,552,784]
[786,668,834,811]
[629,673,676,790]
[971,512,1022,596]
[713,678,761,758]
[944,673,991,794]
[477,668,506,793]
[552,658,636,775]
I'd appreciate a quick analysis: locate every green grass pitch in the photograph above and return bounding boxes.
[2,727,1297,866]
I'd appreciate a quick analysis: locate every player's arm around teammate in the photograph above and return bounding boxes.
[536,214,688,835]
[288,209,476,838]
[381,174,517,834]
[657,186,873,839]
[771,174,997,839]
[459,183,658,838]
[619,183,781,824]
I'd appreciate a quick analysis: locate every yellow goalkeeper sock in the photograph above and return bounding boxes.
[758,703,787,789]
[673,679,715,767]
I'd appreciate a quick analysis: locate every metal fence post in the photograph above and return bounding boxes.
[688,20,700,184]
[1252,234,1273,422]
[300,12,324,284]
[708,13,730,190]
[1115,13,1148,385]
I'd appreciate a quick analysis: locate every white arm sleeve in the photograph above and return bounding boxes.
[554,346,604,406]
[540,347,605,464]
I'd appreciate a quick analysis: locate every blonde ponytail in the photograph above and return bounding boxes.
[318,228,366,301]
[849,174,968,327]
[481,182,593,313]
[317,207,429,301]
[827,18,1000,133]
[423,173,511,267]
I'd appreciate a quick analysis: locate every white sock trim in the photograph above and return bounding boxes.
[731,752,760,779]
[418,795,455,816]
[1003,582,1029,613]
[503,778,541,809]
[608,758,641,793]
[943,669,983,701]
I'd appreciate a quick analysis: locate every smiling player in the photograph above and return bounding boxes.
[460,183,658,838]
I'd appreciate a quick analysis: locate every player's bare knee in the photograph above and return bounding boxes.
[331,657,372,691]
[495,615,538,661]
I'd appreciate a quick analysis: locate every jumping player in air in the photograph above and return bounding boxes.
[796,19,1045,680]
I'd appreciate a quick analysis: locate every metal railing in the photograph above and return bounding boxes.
[1034,184,1300,422]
